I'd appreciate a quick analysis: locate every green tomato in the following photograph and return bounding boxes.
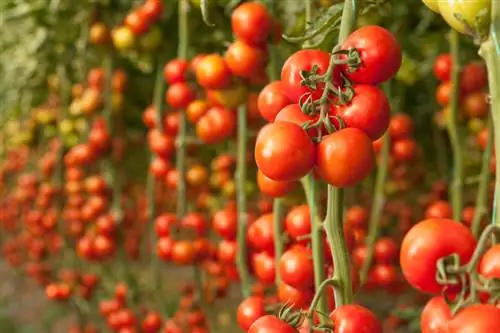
[422,0,440,13]
[439,0,491,37]
[139,26,162,52]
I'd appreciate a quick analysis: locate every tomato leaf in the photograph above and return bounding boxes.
[302,4,343,49]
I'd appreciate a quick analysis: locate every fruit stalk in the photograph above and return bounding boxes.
[447,28,464,221]
[272,197,284,286]
[236,103,251,298]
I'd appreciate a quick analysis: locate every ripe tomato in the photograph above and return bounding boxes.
[274,104,317,136]
[248,315,297,333]
[341,25,402,85]
[277,282,313,310]
[463,91,489,118]
[335,84,391,140]
[212,208,237,240]
[400,218,476,293]
[461,62,487,93]
[231,2,272,46]
[124,9,150,35]
[252,251,276,284]
[165,82,195,109]
[196,106,236,144]
[255,122,315,182]
[164,59,189,84]
[279,245,314,289]
[435,81,453,106]
[425,200,452,219]
[206,85,248,109]
[141,0,163,22]
[181,212,208,236]
[439,0,491,36]
[389,113,414,140]
[154,214,175,237]
[345,205,368,228]
[225,40,268,78]
[186,99,209,123]
[330,305,382,333]
[237,296,266,331]
[216,239,237,264]
[171,240,195,265]
[370,263,398,288]
[89,22,110,45]
[195,54,232,89]
[257,81,292,122]
[247,213,275,253]
[148,130,175,158]
[285,205,311,243]
[433,54,452,81]
[374,237,398,264]
[257,170,296,198]
[281,49,340,103]
[142,311,163,333]
[392,138,418,162]
[478,244,500,279]
[420,296,452,333]
[448,304,500,332]
[316,128,375,187]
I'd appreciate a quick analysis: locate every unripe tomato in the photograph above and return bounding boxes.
[439,0,491,37]
[257,81,292,122]
[139,25,162,51]
[255,122,315,182]
[225,40,268,78]
[231,2,272,46]
[206,85,248,109]
[316,128,375,187]
[112,26,136,50]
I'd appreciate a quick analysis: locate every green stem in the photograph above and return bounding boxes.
[273,198,284,286]
[359,84,391,284]
[236,104,251,298]
[301,174,327,315]
[472,115,493,237]
[447,29,463,221]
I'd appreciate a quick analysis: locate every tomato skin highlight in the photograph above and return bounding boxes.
[315,128,375,187]
[335,84,391,140]
[342,25,402,85]
[400,218,477,294]
[420,296,452,333]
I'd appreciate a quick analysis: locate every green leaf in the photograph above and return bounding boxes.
[302,4,343,48]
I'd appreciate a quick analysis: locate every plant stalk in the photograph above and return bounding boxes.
[272,198,284,286]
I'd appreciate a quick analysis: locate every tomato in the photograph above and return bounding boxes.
[316,128,375,187]
[281,49,340,103]
[392,138,418,162]
[463,91,489,118]
[370,263,398,288]
[389,113,414,140]
[257,170,296,198]
[213,208,237,240]
[478,244,500,279]
[89,22,110,45]
[425,200,452,219]
[341,25,402,85]
[255,122,315,182]
[277,282,313,310]
[422,0,440,13]
[124,9,150,35]
[448,304,500,332]
[148,130,175,158]
[181,212,208,236]
[142,311,162,333]
[420,296,452,333]
[248,315,297,333]
[247,213,275,253]
[279,245,314,289]
[400,218,477,293]
[461,62,487,93]
[165,82,195,109]
[149,157,171,178]
[433,54,452,81]
[374,237,398,264]
[164,59,189,84]
[439,0,491,37]
[231,2,272,46]
[217,239,237,264]
[237,296,266,331]
[195,54,232,89]
[196,106,236,144]
[186,99,209,123]
[206,85,248,109]
[186,165,208,187]
[335,84,391,140]
[171,240,195,265]
[141,0,163,22]
[225,40,268,78]
[345,205,368,228]
[252,251,276,284]
[436,81,453,106]
[274,104,317,137]
[88,68,105,90]
[285,205,311,243]
[330,305,382,333]
[257,81,292,122]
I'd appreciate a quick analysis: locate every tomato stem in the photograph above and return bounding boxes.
[447,28,464,221]
[472,115,493,237]
[273,197,284,286]
[359,82,392,285]
[236,103,251,298]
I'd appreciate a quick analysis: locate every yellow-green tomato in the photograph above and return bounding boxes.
[139,26,162,52]
[439,0,491,37]
[112,26,136,50]
[422,0,440,13]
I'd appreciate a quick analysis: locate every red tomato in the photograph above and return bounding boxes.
[181,212,207,236]
[285,205,311,243]
[433,54,452,82]
[277,282,313,310]
[255,122,315,182]
[448,304,500,332]
[195,54,232,89]
[330,304,382,333]
[196,106,236,143]
[279,245,314,289]
[252,251,276,284]
[231,2,272,46]
[436,81,453,106]
[389,113,414,140]
[425,200,452,219]
[141,0,163,22]
[154,214,176,237]
[216,239,237,264]
[478,244,500,279]
[225,40,268,78]
[124,9,150,35]
[460,62,487,94]
[165,82,195,109]
[257,170,296,198]
[142,311,162,333]
[392,138,418,162]
[335,84,391,140]
[341,25,401,85]
[248,315,297,333]
[237,296,266,331]
[316,128,375,187]
[274,104,317,137]
[420,296,452,333]
[374,237,398,264]
[247,213,275,254]
[281,49,341,103]
[212,208,237,240]
[370,263,398,288]
[345,205,368,228]
[171,240,195,265]
[463,92,489,118]
[257,81,292,122]
[164,59,189,84]
[400,218,476,293]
